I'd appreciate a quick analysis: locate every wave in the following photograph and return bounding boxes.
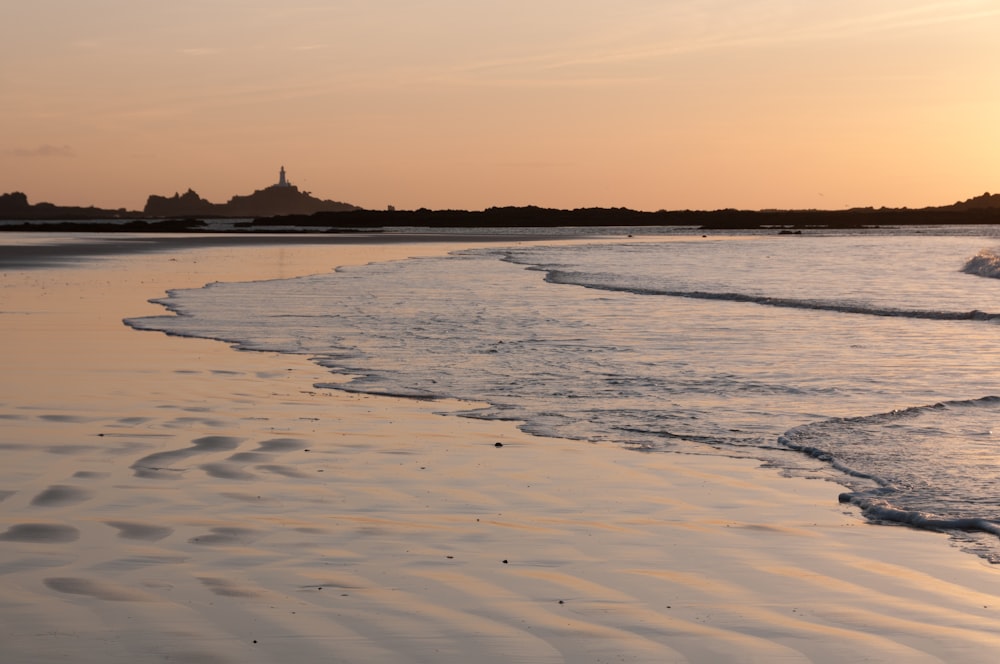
[779,396,1000,555]
[543,269,1000,322]
[836,494,1000,539]
[962,248,1000,279]
[127,242,1000,563]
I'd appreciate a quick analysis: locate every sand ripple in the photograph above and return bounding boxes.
[30,484,93,506]
[103,520,174,541]
[44,577,154,602]
[0,523,79,543]
[131,435,243,478]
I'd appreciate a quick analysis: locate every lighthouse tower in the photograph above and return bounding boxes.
[277,166,290,187]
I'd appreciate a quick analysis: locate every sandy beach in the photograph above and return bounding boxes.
[3,232,1000,664]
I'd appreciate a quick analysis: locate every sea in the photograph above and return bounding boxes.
[126,226,1000,563]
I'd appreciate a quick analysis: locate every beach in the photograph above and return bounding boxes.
[3,233,1000,663]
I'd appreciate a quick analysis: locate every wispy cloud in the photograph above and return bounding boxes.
[4,144,76,158]
[765,2,1000,44]
[446,1,1000,86]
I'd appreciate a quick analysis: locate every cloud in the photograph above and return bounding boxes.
[5,144,76,158]
[447,1,1000,86]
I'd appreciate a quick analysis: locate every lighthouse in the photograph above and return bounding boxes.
[277,166,290,187]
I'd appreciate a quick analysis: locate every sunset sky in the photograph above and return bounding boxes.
[3,1,999,212]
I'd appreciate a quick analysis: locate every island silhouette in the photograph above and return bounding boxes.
[143,166,358,218]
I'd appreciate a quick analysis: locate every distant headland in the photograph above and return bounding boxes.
[3,173,1000,232]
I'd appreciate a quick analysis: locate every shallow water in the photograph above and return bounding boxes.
[127,228,1000,562]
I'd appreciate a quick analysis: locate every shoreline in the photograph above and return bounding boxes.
[0,231,579,269]
[3,233,1000,662]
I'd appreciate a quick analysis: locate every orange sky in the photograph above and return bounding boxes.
[2,1,999,212]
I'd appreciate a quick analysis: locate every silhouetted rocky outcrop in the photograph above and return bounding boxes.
[143,182,358,218]
[0,192,30,216]
[948,192,1000,210]
[219,185,358,217]
[0,191,138,221]
[144,189,217,217]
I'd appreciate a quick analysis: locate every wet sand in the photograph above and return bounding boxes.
[2,233,1000,663]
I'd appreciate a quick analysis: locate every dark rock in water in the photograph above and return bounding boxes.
[0,218,209,232]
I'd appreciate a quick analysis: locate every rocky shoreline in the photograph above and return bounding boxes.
[3,203,1000,233]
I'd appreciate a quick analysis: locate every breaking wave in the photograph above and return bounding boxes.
[780,396,1000,560]
[962,248,1000,279]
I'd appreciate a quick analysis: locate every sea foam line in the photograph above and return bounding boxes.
[780,395,1000,544]
[837,493,1000,538]
[543,270,1000,321]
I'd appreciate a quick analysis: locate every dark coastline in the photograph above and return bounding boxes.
[4,204,1000,234]
[264,205,1000,230]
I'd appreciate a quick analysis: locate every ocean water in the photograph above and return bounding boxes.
[127,228,1000,562]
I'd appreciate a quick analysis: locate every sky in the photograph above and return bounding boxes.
[2,1,999,212]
